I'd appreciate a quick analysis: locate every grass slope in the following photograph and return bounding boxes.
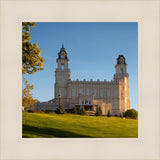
[22,113,138,138]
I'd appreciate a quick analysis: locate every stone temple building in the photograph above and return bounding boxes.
[34,44,130,116]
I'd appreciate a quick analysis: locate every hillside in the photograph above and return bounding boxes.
[22,113,138,138]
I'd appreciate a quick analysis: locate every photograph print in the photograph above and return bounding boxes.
[22,22,138,138]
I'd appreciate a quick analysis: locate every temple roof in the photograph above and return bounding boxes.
[116,55,127,65]
[58,43,68,59]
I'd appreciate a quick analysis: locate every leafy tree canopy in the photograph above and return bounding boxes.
[22,22,45,74]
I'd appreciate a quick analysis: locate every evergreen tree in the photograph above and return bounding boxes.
[80,106,86,115]
[99,107,102,115]
[95,107,102,116]
[56,104,65,114]
[74,107,78,114]
[107,110,111,117]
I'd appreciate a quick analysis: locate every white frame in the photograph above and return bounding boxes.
[0,0,159,160]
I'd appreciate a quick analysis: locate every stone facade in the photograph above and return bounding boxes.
[34,44,130,116]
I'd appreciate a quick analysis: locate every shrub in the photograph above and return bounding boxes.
[80,106,86,115]
[56,104,65,114]
[95,107,102,116]
[124,109,138,119]
[74,107,78,114]
[75,107,80,114]
[27,110,34,113]
[42,110,52,113]
[27,110,42,113]
[107,110,111,117]
[65,109,75,113]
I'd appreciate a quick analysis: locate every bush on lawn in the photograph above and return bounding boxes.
[65,109,75,113]
[95,107,102,116]
[27,110,34,113]
[124,109,138,119]
[42,110,53,113]
[107,110,111,117]
[27,110,42,113]
[80,106,86,115]
[56,104,65,114]
[74,107,80,114]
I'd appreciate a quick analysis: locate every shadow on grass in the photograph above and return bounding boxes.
[22,125,93,138]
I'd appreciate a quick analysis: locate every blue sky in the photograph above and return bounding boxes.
[24,22,138,110]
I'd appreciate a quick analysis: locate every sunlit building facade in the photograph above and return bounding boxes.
[35,45,130,115]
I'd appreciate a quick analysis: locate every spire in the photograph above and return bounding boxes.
[62,42,64,49]
[58,43,68,60]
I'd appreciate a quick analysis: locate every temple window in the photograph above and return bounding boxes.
[93,89,96,97]
[64,90,66,97]
[85,100,88,104]
[114,102,117,108]
[114,88,117,97]
[59,89,61,96]
[86,89,89,96]
[79,89,83,95]
[100,89,103,97]
[64,80,67,85]
[107,88,110,97]
[120,68,123,74]
[72,89,75,97]
[61,63,64,70]
[59,80,61,86]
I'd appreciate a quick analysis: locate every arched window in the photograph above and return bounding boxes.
[120,68,123,74]
[100,89,103,97]
[93,89,96,97]
[86,89,89,96]
[64,80,67,85]
[114,88,117,97]
[64,90,66,97]
[59,89,61,96]
[107,88,110,97]
[72,89,75,97]
[79,89,83,95]
[85,100,88,104]
[114,102,117,108]
[61,63,64,70]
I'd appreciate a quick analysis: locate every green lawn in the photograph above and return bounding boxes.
[22,113,138,138]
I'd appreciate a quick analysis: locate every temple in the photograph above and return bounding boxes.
[34,44,130,116]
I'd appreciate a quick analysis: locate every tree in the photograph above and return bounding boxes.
[107,110,111,117]
[124,109,138,119]
[80,106,86,115]
[22,78,37,109]
[22,22,45,74]
[95,107,102,116]
[56,104,65,114]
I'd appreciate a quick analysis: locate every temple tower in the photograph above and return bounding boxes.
[114,55,130,114]
[55,44,71,99]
